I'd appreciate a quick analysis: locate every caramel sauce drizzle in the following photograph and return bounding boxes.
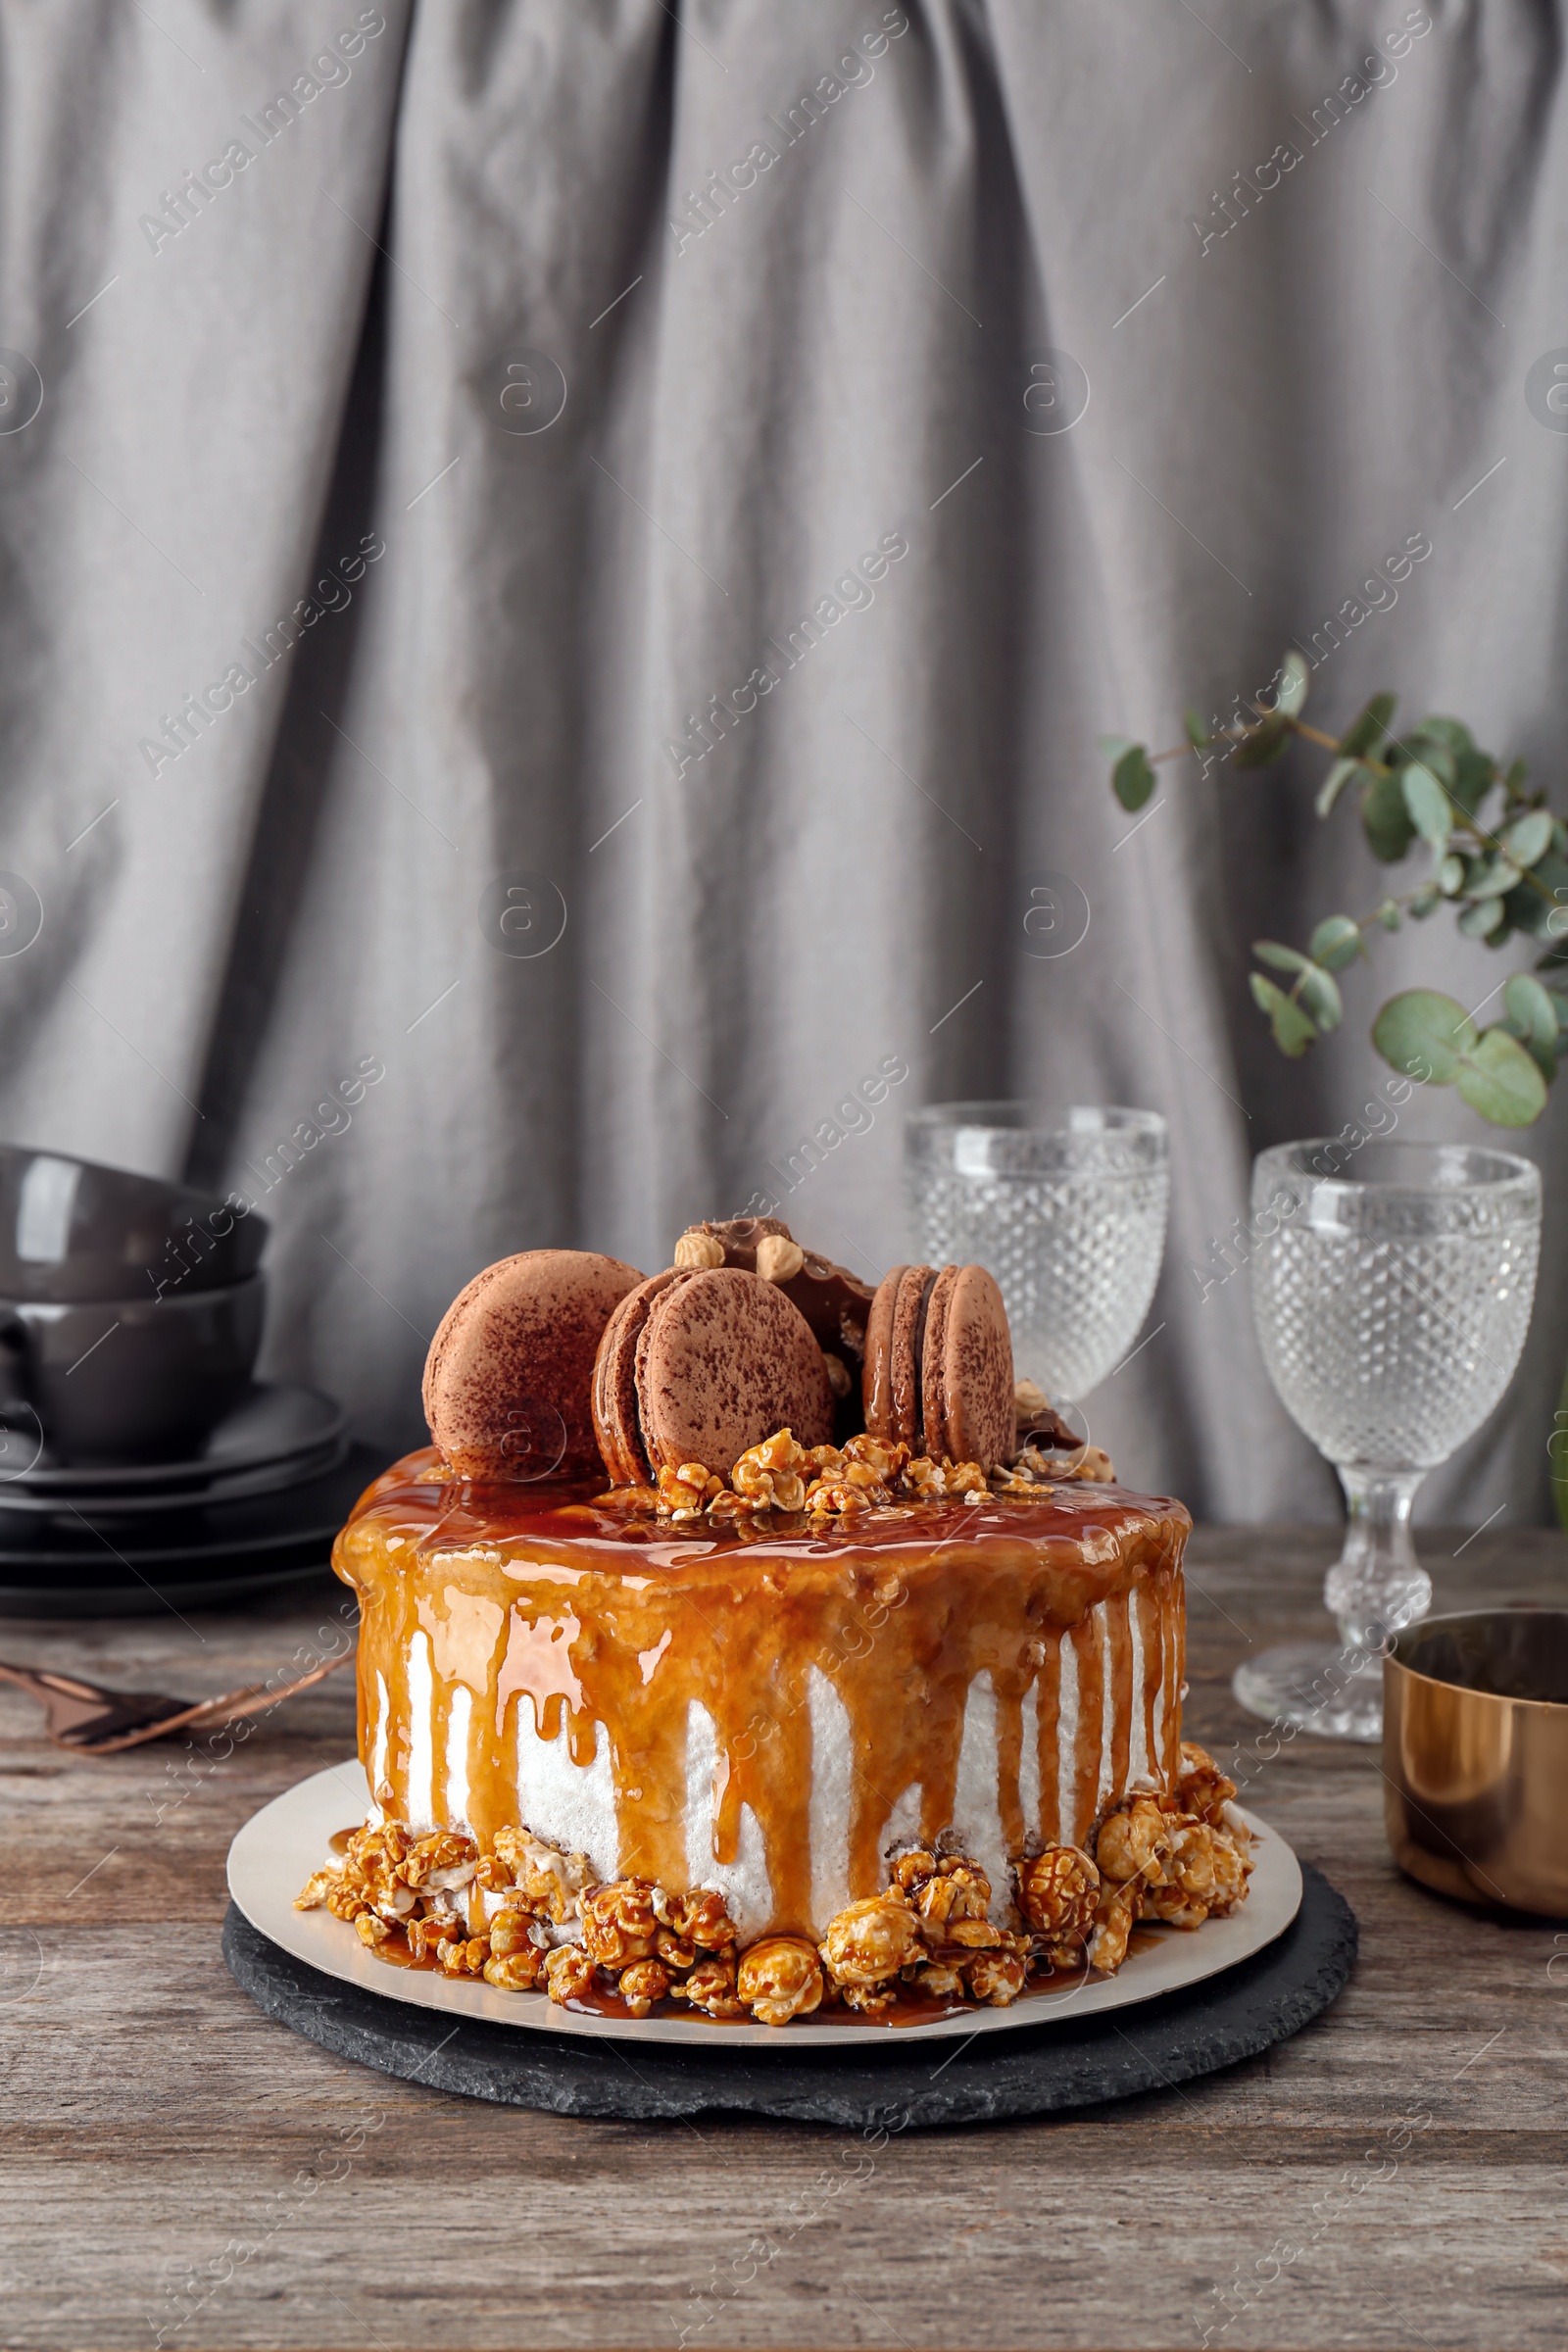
[334,1449,1190,1935]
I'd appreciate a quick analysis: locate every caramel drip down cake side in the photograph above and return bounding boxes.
[334,1460,1189,1943]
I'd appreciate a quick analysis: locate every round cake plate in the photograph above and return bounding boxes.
[227,1763,1306,2052]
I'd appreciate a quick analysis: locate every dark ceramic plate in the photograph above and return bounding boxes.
[0,1443,382,1616]
[0,1382,346,1493]
[0,1434,349,1517]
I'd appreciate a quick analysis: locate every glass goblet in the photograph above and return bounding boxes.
[1237,1138,1542,1741]
[904,1103,1169,1404]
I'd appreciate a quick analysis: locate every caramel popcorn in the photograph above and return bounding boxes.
[843,1434,910,1481]
[1095,1794,1171,1891]
[301,1752,1252,2025]
[439,1935,490,1977]
[488,1909,549,1962]
[1176,1740,1239,1827]
[406,1912,462,1963]
[805,1478,877,1516]
[1014,1844,1100,1961]
[484,1946,546,1991]
[1088,1885,1137,1973]
[966,1942,1028,2006]
[669,1954,748,2018]
[732,1429,811,1512]
[617,1958,672,2017]
[493,1826,589,1923]
[401,1831,480,1892]
[577,1879,660,1969]
[652,1885,737,1949]
[892,1848,992,1928]
[326,1880,370,1924]
[657,1461,724,1519]
[544,1944,598,2004]
[818,1893,921,1987]
[737,1936,824,2027]
[911,1961,964,2000]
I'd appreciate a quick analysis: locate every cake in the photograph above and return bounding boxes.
[301,1223,1251,2025]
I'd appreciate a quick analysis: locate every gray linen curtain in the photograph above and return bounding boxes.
[1,0,1563,1526]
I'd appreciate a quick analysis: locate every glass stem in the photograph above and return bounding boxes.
[1324,1467,1432,1660]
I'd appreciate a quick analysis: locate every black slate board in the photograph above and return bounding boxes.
[222,1863,1355,2130]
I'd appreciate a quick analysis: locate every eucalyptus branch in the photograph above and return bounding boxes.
[1103,652,1568,1127]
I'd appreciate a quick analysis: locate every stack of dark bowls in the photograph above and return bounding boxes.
[0,1147,375,1615]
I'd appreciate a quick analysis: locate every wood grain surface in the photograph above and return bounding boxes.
[3,1525,1566,2352]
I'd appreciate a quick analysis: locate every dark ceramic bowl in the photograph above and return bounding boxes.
[0,1276,267,1463]
[0,1145,268,1302]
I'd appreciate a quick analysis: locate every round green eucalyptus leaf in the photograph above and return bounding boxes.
[1378,897,1402,929]
[1402,734,1457,788]
[1464,856,1522,899]
[1338,691,1396,760]
[1502,810,1553,869]
[1362,768,1416,861]
[1295,964,1344,1031]
[1274,651,1311,718]
[1308,913,1363,970]
[1503,972,1559,1079]
[1250,971,1318,1057]
[1251,939,1311,976]
[1183,708,1209,750]
[1451,749,1495,815]
[1504,849,1568,936]
[1416,715,1474,757]
[1112,744,1157,810]
[1439,853,1465,895]
[1372,990,1475,1085]
[1315,757,1363,818]
[1409,886,1442,919]
[1400,761,1451,845]
[1233,714,1292,769]
[1459,896,1507,938]
[1456,1026,1548,1126]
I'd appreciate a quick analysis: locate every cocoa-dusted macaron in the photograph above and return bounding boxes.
[631,1265,833,1478]
[862,1260,1015,1472]
[673,1218,876,1370]
[924,1262,1014,1468]
[591,1269,683,1485]
[423,1249,643,1481]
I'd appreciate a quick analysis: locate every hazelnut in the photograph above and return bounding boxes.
[756,1234,806,1283]
[673,1231,726,1270]
[821,1350,852,1399]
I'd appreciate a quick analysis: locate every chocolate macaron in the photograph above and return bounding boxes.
[595,1264,833,1482]
[423,1249,643,1481]
[862,1261,1015,1471]
[673,1218,875,1375]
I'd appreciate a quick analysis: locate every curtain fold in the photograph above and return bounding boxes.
[1,0,1563,1523]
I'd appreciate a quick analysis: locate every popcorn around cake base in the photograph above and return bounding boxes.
[297,1740,1253,2030]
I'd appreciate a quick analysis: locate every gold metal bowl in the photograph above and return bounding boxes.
[1384,1608,1568,1918]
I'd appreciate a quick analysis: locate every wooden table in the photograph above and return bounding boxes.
[5,1525,1567,2352]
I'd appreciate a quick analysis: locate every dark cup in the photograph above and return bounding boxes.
[0,1145,268,1303]
[0,1276,267,1464]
